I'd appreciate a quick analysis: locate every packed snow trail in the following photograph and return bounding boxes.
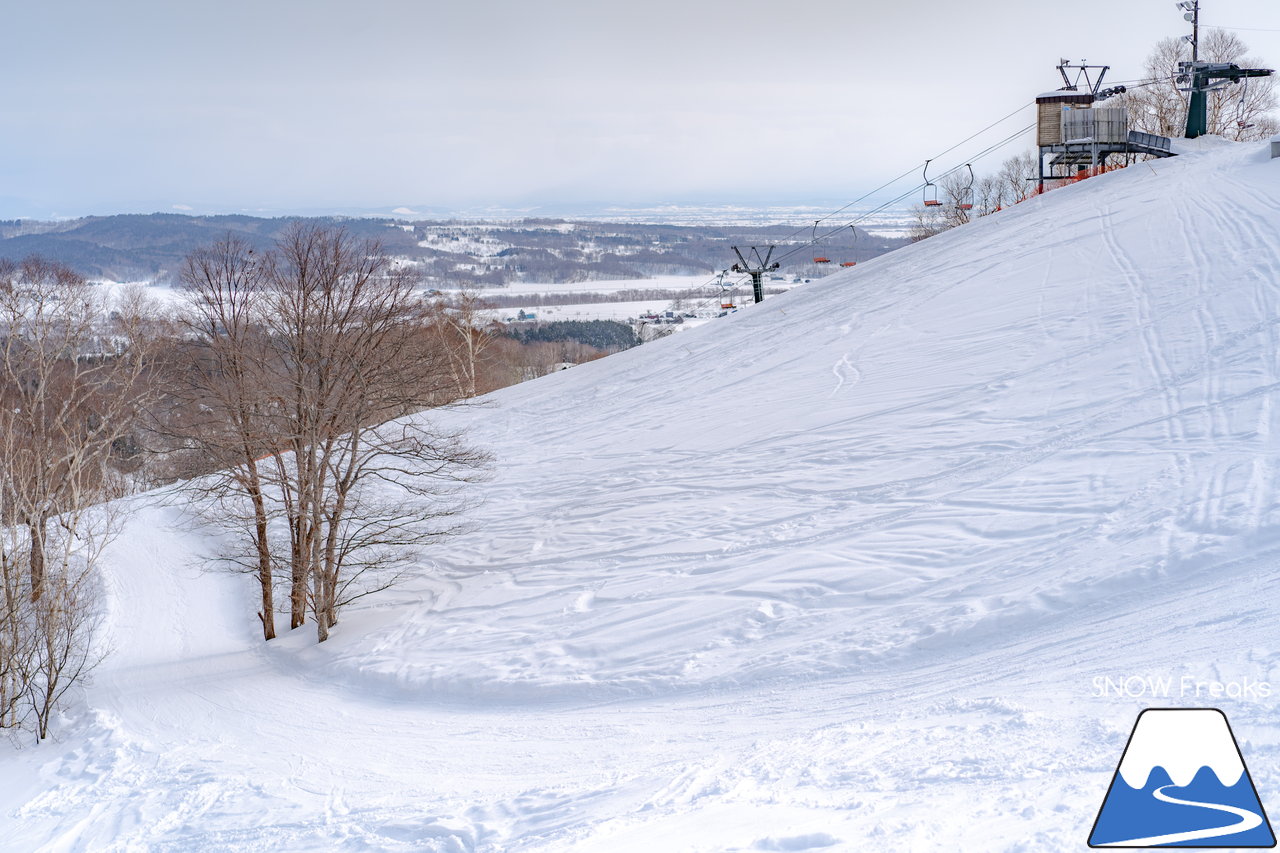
[5,137,1280,850]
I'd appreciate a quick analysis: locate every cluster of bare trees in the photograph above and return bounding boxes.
[167,225,489,643]
[0,259,154,740]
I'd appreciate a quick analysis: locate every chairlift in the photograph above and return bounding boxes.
[715,271,738,310]
[957,164,975,211]
[922,159,941,207]
[840,225,857,266]
[811,220,832,263]
[1235,78,1255,131]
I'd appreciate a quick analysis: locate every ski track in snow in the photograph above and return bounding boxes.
[6,141,1280,850]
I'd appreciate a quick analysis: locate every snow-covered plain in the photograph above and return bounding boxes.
[492,300,693,323]
[479,274,717,296]
[477,275,802,324]
[7,139,1280,850]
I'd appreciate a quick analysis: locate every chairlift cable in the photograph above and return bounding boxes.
[769,100,1036,247]
[771,123,1035,267]
[651,113,1038,318]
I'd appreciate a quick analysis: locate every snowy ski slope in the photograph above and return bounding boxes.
[6,138,1280,851]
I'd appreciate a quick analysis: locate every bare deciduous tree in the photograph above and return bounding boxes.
[426,289,502,400]
[0,258,152,740]
[993,151,1038,208]
[173,225,487,643]
[169,239,281,638]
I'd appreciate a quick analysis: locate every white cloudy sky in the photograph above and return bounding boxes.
[2,0,1278,217]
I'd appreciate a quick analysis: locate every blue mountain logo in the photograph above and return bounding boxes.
[1089,708,1275,848]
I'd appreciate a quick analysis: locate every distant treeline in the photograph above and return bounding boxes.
[506,320,639,351]
[484,285,793,310]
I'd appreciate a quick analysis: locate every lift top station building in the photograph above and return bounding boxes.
[1036,61,1176,191]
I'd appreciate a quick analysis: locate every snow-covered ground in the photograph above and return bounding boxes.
[492,300,688,323]
[478,274,722,297]
[7,138,1280,851]
[476,275,801,323]
[90,274,779,325]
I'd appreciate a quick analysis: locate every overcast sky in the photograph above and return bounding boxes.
[3,0,1279,218]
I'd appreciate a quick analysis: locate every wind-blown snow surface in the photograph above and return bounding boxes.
[8,138,1280,851]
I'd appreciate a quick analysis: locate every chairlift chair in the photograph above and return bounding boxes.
[716,272,738,310]
[957,164,975,211]
[811,220,832,263]
[922,159,941,207]
[1236,78,1255,131]
[840,225,857,266]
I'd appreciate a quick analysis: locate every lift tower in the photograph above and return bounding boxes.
[731,246,779,305]
[1174,1,1274,138]
[1179,61,1274,138]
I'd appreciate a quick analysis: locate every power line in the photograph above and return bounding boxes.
[772,123,1037,267]
[1201,23,1280,32]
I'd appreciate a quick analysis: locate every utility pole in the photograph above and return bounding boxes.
[1178,1,1207,136]
[1177,0,1200,61]
[731,246,779,305]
